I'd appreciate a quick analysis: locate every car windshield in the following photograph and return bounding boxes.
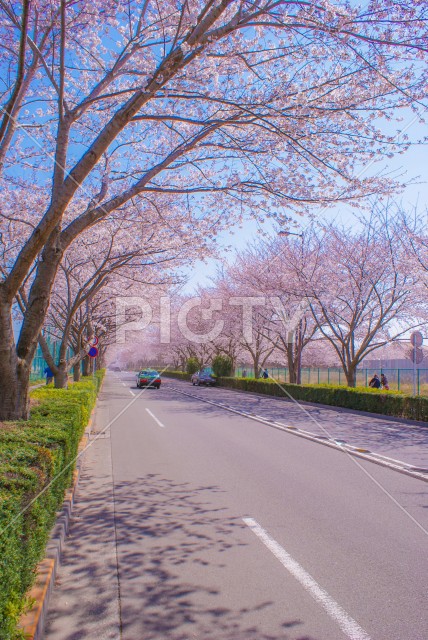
[139,370,159,376]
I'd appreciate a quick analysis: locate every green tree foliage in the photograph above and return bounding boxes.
[212,355,233,377]
[185,357,201,375]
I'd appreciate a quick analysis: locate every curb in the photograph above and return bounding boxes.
[18,389,101,639]
[163,376,428,428]
[170,385,428,483]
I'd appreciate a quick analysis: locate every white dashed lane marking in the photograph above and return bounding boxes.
[145,408,164,428]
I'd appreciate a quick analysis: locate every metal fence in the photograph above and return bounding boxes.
[235,367,428,396]
[30,335,75,381]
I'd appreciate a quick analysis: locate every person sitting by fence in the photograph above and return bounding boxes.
[369,373,381,389]
[44,366,54,385]
[381,373,389,390]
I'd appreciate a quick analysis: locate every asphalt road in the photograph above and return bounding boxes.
[45,372,428,640]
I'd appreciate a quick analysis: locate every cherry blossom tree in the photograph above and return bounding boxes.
[33,214,194,385]
[1,1,428,418]
[158,212,425,382]
[224,237,319,382]
[301,216,424,386]
[202,273,277,377]
[400,209,428,300]
[36,248,132,388]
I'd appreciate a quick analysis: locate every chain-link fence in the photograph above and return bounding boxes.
[30,337,55,381]
[30,335,75,381]
[235,367,428,395]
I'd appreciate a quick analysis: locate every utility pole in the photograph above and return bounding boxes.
[394,333,424,395]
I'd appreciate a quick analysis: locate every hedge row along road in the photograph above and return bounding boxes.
[164,371,428,422]
[0,371,104,640]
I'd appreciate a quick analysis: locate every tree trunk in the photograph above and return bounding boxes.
[82,356,91,376]
[295,346,302,385]
[73,364,81,382]
[0,294,31,420]
[287,342,297,384]
[295,321,305,385]
[17,237,63,363]
[97,346,106,369]
[345,366,357,387]
[0,357,31,421]
[252,355,260,378]
[54,365,69,389]
[0,233,65,420]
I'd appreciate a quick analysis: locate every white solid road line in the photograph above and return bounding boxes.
[145,407,165,428]
[243,517,371,640]
[129,390,135,397]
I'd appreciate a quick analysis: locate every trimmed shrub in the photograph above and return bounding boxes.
[185,358,200,375]
[212,355,233,377]
[0,371,105,640]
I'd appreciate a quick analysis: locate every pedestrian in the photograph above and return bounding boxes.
[44,365,54,385]
[380,373,389,390]
[242,369,247,378]
[262,368,269,379]
[368,373,381,389]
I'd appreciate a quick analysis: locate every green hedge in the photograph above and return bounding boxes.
[217,378,428,422]
[163,371,428,421]
[0,370,105,640]
[163,371,191,381]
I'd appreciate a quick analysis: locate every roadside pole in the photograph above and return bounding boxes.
[88,338,99,380]
[413,342,416,396]
[410,332,423,396]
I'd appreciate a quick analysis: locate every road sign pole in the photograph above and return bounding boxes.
[413,341,416,396]
[410,332,424,396]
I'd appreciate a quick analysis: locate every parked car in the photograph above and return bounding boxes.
[136,370,161,389]
[191,368,217,386]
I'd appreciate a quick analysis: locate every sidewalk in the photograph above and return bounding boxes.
[44,391,121,640]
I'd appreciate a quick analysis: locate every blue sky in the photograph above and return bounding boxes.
[183,131,428,293]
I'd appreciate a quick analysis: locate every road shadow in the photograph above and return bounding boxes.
[160,381,428,467]
[47,471,321,640]
[115,474,318,639]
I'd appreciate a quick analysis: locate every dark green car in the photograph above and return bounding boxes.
[136,370,161,389]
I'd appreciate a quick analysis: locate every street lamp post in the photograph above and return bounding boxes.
[278,230,305,384]
[389,333,424,395]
